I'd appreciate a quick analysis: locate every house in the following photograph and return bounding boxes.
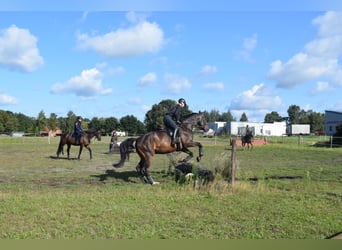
[325,110,342,136]
[208,121,288,136]
[39,128,63,137]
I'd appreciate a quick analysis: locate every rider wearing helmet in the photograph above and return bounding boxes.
[164,98,186,145]
[74,116,84,145]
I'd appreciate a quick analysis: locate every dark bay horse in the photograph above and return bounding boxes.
[241,131,253,150]
[113,112,209,185]
[56,128,101,160]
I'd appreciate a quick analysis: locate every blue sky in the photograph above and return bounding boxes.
[0,1,342,122]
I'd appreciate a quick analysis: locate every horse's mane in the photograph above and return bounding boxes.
[85,128,99,133]
[182,112,199,121]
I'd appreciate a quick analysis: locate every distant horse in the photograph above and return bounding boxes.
[113,112,209,184]
[56,128,101,160]
[241,131,253,150]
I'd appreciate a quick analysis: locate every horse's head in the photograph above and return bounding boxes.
[182,112,209,132]
[95,128,102,141]
[197,112,209,132]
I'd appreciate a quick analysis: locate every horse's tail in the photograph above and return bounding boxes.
[56,134,65,156]
[113,137,137,168]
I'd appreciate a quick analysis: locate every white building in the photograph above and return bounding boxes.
[227,121,287,136]
[325,110,342,136]
[208,121,287,136]
[207,121,227,135]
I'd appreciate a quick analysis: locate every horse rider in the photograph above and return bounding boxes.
[74,116,84,145]
[164,98,186,145]
[109,129,118,153]
[245,125,250,135]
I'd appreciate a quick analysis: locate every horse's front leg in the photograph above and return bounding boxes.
[78,145,83,160]
[67,144,71,160]
[85,145,92,159]
[136,160,147,183]
[180,148,193,162]
[197,143,204,162]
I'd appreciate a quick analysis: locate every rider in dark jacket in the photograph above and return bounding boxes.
[74,116,84,145]
[163,98,186,144]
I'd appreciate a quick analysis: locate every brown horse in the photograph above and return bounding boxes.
[56,128,101,160]
[113,112,209,184]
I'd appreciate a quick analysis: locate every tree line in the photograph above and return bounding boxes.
[0,101,325,136]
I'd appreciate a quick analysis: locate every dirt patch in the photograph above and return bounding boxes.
[235,139,267,146]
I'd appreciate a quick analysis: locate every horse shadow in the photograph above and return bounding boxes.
[49,156,80,160]
[91,169,139,183]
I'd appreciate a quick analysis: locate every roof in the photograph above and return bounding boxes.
[325,110,342,115]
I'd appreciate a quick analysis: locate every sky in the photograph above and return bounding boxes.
[0,1,342,122]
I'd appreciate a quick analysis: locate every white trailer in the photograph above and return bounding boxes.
[286,124,310,135]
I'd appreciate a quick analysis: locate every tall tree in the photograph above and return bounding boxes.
[88,117,101,130]
[66,111,77,132]
[264,111,282,123]
[220,110,235,122]
[208,109,220,122]
[37,110,47,132]
[16,113,35,132]
[47,113,58,131]
[287,105,301,124]
[104,117,120,134]
[307,111,325,132]
[239,112,248,122]
[144,99,191,132]
[121,115,145,135]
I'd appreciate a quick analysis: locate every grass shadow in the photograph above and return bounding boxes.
[91,169,139,183]
[248,175,303,181]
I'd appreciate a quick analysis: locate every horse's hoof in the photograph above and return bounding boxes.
[151,181,160,185]
[196,156,201,162]
[113,163,123,168]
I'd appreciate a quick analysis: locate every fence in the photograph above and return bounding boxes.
[313,135,342,148]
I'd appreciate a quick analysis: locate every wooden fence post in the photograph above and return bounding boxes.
[230,139,237,187]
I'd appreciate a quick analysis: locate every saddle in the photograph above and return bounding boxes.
[71,132,84,145]
[165,128,181,151]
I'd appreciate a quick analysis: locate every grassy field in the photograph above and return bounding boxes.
[0,135,341,239]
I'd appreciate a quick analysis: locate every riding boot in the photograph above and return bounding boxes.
[76,135,80,145]
[172,127,179,144]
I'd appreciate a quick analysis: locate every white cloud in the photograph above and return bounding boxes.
[268,11,342,88]
[138,72,157,86]
[236,33,258,63]
[199,65,217,75]
[50,67,112,97]
[243,33,258,51]
[77,20,164,58]
[203,82,224,90]
[0,25,44,72]
[0,93,17,105]
[230,83,282,110]
[164,73,191,94]
[310,81,334,95]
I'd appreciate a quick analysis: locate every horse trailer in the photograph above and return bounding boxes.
[286,124,310,136]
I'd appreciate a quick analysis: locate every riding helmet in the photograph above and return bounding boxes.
[178,98,186,105]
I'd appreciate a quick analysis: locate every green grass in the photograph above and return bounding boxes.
[0,135,341,239]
